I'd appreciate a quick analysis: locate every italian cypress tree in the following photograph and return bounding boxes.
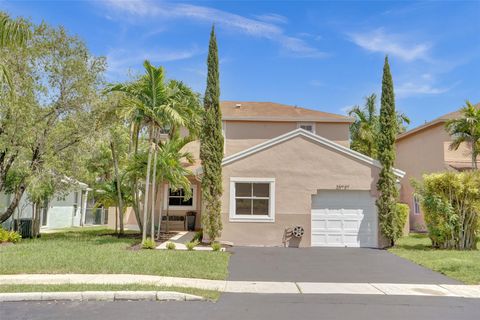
[376,56,400,246]
[200,26,224,240]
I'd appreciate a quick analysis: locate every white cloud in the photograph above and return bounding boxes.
[106,46,202,79]
[101,0,326,58]
[254,13,288,24]
[395,73,458,98]
[348,28,431,61]
[396,82,450,98]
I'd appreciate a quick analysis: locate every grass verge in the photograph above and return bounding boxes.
[389,233,480,284]
[0,284,220,301]
[0,228,229,280]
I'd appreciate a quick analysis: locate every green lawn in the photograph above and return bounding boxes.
[0,284,220,301]
[0,228,229,280]
[389,233,480,284]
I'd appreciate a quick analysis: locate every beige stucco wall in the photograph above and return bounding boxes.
[315,122,350,147]
[396,123,452,231]
[219,135,381,247]
[224,121,350,156]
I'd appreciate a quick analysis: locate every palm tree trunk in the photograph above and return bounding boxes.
[110,140,125,235]
[142,125,154,244]
[130,122,143,232]
[150,130,158,239]
[156,182,164,240]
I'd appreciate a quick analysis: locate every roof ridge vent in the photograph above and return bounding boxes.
[235,103,242,108]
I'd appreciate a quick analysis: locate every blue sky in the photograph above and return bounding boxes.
[3,0,480,128]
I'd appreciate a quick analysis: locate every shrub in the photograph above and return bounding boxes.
[166,242,176,250]
[192,230,203,243]
[394,203,409,239]
[0,227,21,243]
[185,240,199,251]
[7,230,22,243]
[142,238,156,250]
[211,242,222,251]
[413,171,480,250]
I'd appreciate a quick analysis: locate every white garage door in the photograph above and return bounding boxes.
[311,190,378,248]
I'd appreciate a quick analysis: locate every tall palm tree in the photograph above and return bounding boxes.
[125,134,194,239]
[154,134,194,237]
[94,179,132,234]
[349,94,379,158]
[349,93,410,158]
[446,101,480,169]
[108,61,191,243]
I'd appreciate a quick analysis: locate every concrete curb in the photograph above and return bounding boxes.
[1,275,480,298]
[0,291,205,302]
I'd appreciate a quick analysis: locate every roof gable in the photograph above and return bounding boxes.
[397,102,480,141]
[221,128,405,178]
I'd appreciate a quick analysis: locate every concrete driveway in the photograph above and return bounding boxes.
[227,247,460,284]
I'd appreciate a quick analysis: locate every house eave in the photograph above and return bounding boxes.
[222,116,354,123]
[196,129,405,178]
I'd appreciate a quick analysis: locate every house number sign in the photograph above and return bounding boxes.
[336,184,350,190]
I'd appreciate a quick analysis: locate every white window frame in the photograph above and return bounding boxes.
[163,184,197,211]
[229,177,275,222]
[297,122,316,134]
[413,196,421,215]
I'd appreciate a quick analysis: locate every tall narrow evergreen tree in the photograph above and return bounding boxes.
[200,26,224,240]
[376,56,400,246]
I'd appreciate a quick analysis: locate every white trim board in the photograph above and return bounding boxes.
[218,128,405,178]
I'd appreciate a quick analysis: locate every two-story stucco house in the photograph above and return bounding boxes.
[150,101,404,248]
[395,105,479,231]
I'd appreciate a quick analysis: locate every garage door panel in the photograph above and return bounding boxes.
[311,191,378,248]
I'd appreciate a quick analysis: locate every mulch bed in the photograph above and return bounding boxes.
[127,232,179,251]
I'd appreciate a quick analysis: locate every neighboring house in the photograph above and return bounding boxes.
[395,105,480,232]
[142,101,405,248]
[0,180,105,231]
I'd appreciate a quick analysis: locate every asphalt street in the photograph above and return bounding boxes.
[2,293,480,320]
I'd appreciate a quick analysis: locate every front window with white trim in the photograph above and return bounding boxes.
[297,122,316,134]
[163,185,197,210]
[229,178,275,222]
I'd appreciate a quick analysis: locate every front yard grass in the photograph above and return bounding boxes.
[389,233,480,284]
[0,228,229,280]
[0,284,220,301]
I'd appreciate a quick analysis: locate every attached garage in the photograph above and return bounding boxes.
[311,190,378,248]
[217,129,405,248]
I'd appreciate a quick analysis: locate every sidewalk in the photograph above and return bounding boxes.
[1,274,480,298]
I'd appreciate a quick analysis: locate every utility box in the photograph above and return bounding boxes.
[186,211,196,231]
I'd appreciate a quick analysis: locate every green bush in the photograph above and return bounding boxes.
[211,242,222,252]
[142,238,156,250]
[395,203,409,239]
[166,242,176,250]
[413,171,480,250]
[185,240,199,251]
[192,230,203,243]
[0,227,21,243]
